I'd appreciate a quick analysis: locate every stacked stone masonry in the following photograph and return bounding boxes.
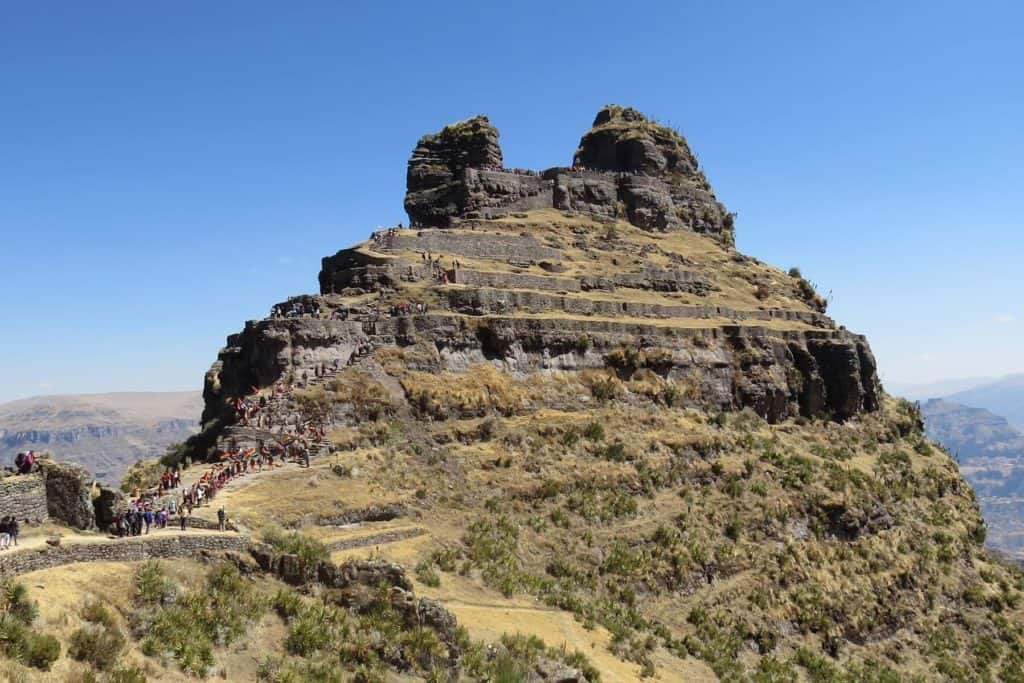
[0,474,49,524]
[0,533,251,578]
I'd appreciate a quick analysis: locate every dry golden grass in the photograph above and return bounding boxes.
[401,364,528,419]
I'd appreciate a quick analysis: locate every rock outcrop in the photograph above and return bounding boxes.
[37,459,96,530]
[191,105,881,462]
[403,105,733,244]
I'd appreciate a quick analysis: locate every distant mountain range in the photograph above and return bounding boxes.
[946,374,1024,431]
[0,392,202,485]
[920,395,1024,557]
[921,398,1024,462]
[887,376,997,402]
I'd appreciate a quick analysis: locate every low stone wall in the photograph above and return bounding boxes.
[0,533,251,578]
[324,528,427,553]
[0,474,49,524]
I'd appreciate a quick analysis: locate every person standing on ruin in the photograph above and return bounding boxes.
[217,506,227,532]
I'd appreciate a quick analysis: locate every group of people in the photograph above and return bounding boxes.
[420,251,459,284]
[0,517,20,550]
[13,450,37,475]
[113,502,174,537]
[234,395,264,427]
[271,300,322,319]
[157,468,182,495]
[370,225,402,249]
[387,302,430,316]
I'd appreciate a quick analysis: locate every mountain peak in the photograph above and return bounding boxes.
[404,105,733,243]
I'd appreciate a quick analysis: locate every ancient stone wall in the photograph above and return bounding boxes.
[0,533,251,578]
[389,231,564,262]
[451,269,580,293]
[0,474,49,524]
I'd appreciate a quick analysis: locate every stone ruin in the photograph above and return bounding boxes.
[404,105,734,243]
[190,104,883,462]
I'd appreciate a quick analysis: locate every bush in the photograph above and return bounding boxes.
[262,526,329,581]
[69,622,125,670]
[23,633,60,671]
[271,588,304,619]
[120,458,164,494]
[285,606,336,656]
[134,562,176,606]
[134,562,266,676]
[81,601,118,630]
[583,421,605,441]
[415,562,442,587]
[108,665,148,683]
[598,442,630,462]
[0,582,58,671]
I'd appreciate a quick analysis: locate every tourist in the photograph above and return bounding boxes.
[217,507,227,532]
[0,517,12,550]
[14,450,36,475]
[180,511,188,531]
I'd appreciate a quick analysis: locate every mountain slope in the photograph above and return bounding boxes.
[4,106,1023,682]
[0,391,201,484]
[167,107,1023,680]
[921,398,1024,462]
[921,398,1024,558]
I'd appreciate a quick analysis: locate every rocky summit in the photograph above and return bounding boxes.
[205,105,877,447]
[4,107,1023,682]
[405,105,734,242]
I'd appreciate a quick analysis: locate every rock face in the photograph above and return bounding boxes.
[403,105,733,244]
[572,105,731,240]
[405,115,545,228]
[37,459,96,530]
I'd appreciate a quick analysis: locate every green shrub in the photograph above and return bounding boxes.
[263,526,329,581]
[285,606,336,656]
[23,633,60,671]
[271,588,304,619]
[81,600,118,630]
[598,441,629,462]
[134,562,266,676]
[583,421,605,441]
[0,582,58,671]
[415,562,442,587]
[69,622,126,670]
[108,665,148,683]
[2,582,38,625]
[134,562,176,606]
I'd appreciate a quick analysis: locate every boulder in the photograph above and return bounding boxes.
[37,460,96,530]
[277,553,306,585]
[93,484,123,531]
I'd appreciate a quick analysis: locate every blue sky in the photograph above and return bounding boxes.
[1,1,1022,403]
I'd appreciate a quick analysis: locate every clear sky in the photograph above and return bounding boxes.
[1,1,1022,403]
